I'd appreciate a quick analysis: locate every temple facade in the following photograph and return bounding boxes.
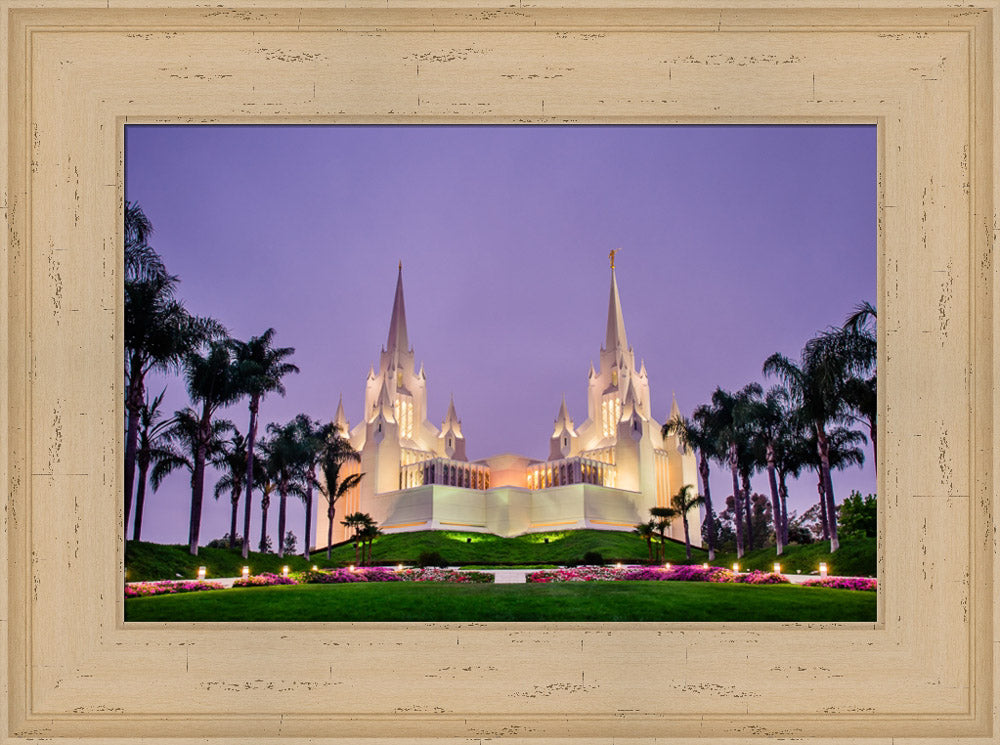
[313,259,701,548]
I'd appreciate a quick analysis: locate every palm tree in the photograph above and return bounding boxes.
[663,407,721,560]
[264,419,309,559]
[131,389,174,542]
[182,340,243,555]
[841,302,878,471]
[709,385,760,558]
[230,329,299,561]
[124,201,165,282]
[649,506,678,563]
[253,440,279,554]
[358,521,381,565]
[341,512,371,565]
[124,271,220,538]
[316,428,363,560]
[766,327,873,553]
[633,519,657,563]
[211,430,249,549]
[150,409,234,532]
[804,425,867,537]
[293,416,334,562]
[743,385,795,555]
[670,485,704,561]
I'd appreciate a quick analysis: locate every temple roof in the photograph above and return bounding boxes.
[385,263,410,356]
[604,266,629,353]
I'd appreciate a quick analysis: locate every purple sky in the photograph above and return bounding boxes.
[125,125,876,547]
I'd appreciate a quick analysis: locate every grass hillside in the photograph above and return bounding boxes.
[712,537,876,578]
[126,530,706,580]
[126,531,875,582]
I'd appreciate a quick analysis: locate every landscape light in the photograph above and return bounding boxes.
[197,566,206,580]
[312,565,318,571]
[664,563,671,570]
[615,562,622,569]
[349,565,355,572]
[241,566,250,578]
[773,563,781,574]
[281,566,289,577]
[396,564,404,572]
[819,562,828,578]
[732,563,739,573]
[702,563,709,570]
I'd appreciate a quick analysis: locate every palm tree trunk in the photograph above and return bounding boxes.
[646,538,653,563]
[816,424,840,552]
[740,472,753,550]
[353,537,359,564]
[326,504,335,561]
[817,475,829,539]
[765,444,784,556]
[728,443,744,559]
[303,473,313,561]
[277,486,287,558]
[188,434,209,557]
[241,396,260,560]
[869,417,877,476]
[133,456,150,542]
[777,470,790,545]
[698,453,716,560]
[259,494,270,553]
[124,374,144,534]
[229,485,240,549]
[682,514,692,561]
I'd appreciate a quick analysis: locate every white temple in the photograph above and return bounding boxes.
[314,256,701,548]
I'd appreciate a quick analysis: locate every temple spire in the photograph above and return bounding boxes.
[604,262,629,353]
[385,263,409,355]
[334,394,349,433]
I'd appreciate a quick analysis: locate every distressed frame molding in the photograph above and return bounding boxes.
[1,2,997,743]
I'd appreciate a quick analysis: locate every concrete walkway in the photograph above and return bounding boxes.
[482,569,531,584]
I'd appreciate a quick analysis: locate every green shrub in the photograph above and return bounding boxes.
[582,550,604,565]
[417,550,448,568]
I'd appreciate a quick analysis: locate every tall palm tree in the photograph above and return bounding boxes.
[649,506,678,563]
[124,272,220,537]
[359,521,381,565]
[765,335,870,552]
[212,430,249,549]
[670,484,704,561]
[663,407,721,560]
[743,385,794,555]
[230,329,299,561]
[317,428,363,560]
[709,385,759,558]
[182,340,243,555]
[264,419,310,559]
[293,415,334,561]
[841,302,878,471]
[131,389,174,542]
[150,409,234,532]
[253,439,279,554]
[633,519,657,563]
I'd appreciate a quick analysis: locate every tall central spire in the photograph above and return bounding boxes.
[604,264,629,353]
[386,263,409,354]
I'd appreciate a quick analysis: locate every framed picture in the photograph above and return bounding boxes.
[2,2,996,742]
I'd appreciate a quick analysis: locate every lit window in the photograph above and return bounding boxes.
[611,369,618,386]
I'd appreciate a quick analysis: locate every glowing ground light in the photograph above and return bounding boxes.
[774,563,781,574]
[396,564,404,571]
[281,566,289,577]
[349,565,355,572]
[312,565,318,571]
[664,563,671,570]
[197,566,206,580]
[615,562,622,569]
[732,563,739,573]
[241,566,250,578]
[702,563,709,569]
[819,562,828,578]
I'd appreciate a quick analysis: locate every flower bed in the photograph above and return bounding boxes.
[801,576,877,592]
[232,572,298,587]
[528,565,790,585]
[301,567,494,584]
[125,580,225,598]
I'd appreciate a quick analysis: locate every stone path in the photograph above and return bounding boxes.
[484,569,531,584]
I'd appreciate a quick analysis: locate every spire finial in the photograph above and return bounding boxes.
[609,247,621,269]
[399,260,402,272]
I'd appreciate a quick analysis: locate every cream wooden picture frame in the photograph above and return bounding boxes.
[2,1,997,742]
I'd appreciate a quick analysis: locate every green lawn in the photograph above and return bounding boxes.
[126,532,876,582]
[124,581,876,623]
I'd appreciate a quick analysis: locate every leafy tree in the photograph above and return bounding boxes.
[131,388,174,542]
[671,485,704,561]
[839,491,877,539]
[230,329,299,560]
[124,201,164,282]
[709,385,760,558]
[212,430,249,549]
[282,531,298,555]
[341,512,374,565]
[358,522,381,565]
